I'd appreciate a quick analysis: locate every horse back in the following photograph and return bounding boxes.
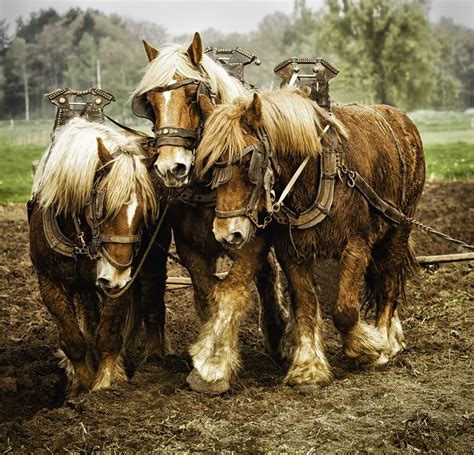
[332,103,425,214]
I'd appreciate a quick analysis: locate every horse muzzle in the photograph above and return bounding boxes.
[154,148,193,188]
[212,216,253,249]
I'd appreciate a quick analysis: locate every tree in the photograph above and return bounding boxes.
[316,0,443,110]
[435,18,474,108]
[65,32,98,89]
[5,37,30,120]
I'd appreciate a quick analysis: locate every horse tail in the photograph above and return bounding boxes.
[363,226,419,316]
[398,233,419,306]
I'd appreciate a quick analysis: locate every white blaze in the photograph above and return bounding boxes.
[126,191,138,228]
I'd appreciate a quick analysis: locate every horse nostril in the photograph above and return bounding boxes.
[171,163,188,178]
[230,231,243,245]
[97,277,112,289]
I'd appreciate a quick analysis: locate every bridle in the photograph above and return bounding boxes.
[73,164,142,270]
[212,129,278,229]
[144,75,217,154]
[210,124,335,230]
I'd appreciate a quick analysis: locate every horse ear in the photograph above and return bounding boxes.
[301,86,311,97]
[97,138,113,164]
[187,32,203,66]
[142,40,158,62]
[245,92,263,128]
[198,94,214,120]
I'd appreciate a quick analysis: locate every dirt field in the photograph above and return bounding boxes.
[1,181,472,453]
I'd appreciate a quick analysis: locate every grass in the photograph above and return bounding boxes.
[0,143,44,202]
[0,111,472,203]
[424,142,474,181]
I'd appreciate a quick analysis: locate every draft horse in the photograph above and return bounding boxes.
[195,87,426,389]
[131,33,286,394]
[29,118,165,395]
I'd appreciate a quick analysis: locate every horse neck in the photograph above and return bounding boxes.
[275,151,321,212]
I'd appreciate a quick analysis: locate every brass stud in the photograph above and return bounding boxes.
[163,128,169,134]
[59,97,66,104]
[95,98,102,105]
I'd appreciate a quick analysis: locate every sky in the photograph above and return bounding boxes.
[1,0,473,36]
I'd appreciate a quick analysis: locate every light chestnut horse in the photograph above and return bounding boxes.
[29,118,168,395]
[131,33,286,394]
[195,87,425,390]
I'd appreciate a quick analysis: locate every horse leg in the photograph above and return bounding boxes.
[93,291,135,390]
[369,225,415,361]
[73,290,100,370]
[332,238,388,365]
[276,256,332,389]
[187,240,267,394]
[174,233,218,322]
[255,248,287,361]
[140,225,172,359]
[37,274,95,395]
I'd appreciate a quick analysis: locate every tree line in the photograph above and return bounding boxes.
[0,0,472,121]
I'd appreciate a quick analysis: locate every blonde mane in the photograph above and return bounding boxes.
[130,43,246,102]
[196,87,348,176]
[33,118,157,221]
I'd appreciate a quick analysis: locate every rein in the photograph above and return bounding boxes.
[101,201,170,299]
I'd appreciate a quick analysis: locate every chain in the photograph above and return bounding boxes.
[406,217,474,251]
[337,163,356,187]
[338,163,474,251]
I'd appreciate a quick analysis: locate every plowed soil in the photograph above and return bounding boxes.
[1,181,472,453]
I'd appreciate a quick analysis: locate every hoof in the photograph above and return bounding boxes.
[355,351,390,369]
[291,382,326,395]
[186,369,230,395]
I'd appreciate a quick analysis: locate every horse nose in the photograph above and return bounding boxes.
[170,162,188,179]
[96,277,112,290]
[226,230,244,246]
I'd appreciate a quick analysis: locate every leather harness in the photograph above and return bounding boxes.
[132,75,216,154]
[211,124,410,231]
[212,128,339,229]
[36,166,142,269]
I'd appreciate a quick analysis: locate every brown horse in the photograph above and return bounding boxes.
[130,33,286,394]
[195,87,425,390]
[29,118,167,395]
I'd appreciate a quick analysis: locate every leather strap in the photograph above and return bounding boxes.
[273,148,338,229]
[149,79,199,93]
[215,208,247,218]
[42,207,77,258]
[175,187,216,206]
[101,245,133,270]
[99,234,141,244]
[351,172,405,224]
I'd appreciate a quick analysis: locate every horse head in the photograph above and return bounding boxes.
[131,32,245,188]
[91,137,155,292]
[195,93,271,248]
